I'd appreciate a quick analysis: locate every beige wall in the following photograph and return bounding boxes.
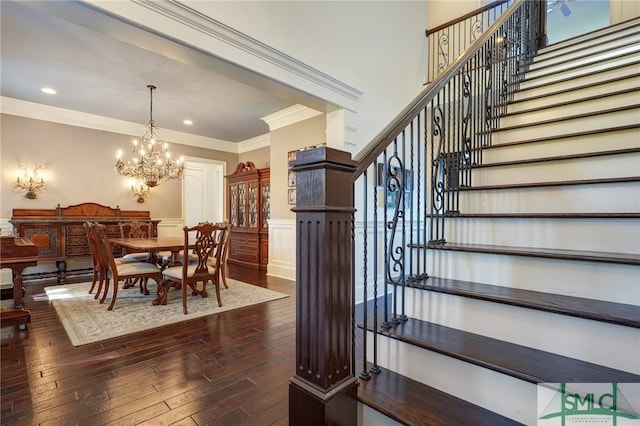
[239,146,270,170]
[611,0,640,23]
[1,114,238,221]
[427,1,481,29]
[269,114,326,220]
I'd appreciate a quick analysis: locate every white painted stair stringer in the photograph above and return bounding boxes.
[369,331,536,425]
[423,250,640,304]
[400,286,640,373]
[445,217,640,254]
[471,153,640,186]
[483,128,640,163]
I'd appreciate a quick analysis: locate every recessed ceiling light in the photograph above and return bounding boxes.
[183,119,193,125]
[41,87,57,95]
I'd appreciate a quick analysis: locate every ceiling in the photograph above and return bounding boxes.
[0,1,307,144]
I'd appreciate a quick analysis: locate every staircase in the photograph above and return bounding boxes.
[358,18,640,425]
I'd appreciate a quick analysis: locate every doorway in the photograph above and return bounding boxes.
[183,159,226,227]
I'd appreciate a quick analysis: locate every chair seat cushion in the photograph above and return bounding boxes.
[122,253,149,261]
[115,257,140,265]
[111,261,161,278]
[163,264,216,280]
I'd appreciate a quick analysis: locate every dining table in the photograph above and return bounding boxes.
[110,236,188,267]
[110,236,193,306]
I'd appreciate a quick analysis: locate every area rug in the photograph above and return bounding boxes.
[45,279,288,346]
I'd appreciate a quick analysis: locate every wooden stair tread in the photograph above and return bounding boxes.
[506,72,640,106]
[444,212,640,219]
[487,104,640,133]
[473,147,640,169]
[413,242,640,265]
[500,88,640,119]
[520,50,640,85]
[407,276,640,328]
[357,364,523,426]
[363,318,640,384]
[480,123,640,150]
[457,175,640,191]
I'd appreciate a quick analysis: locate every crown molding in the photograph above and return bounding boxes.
[261,104,323,131]
[132,0,363,102]
[1,96,239,154]
[238,133,270,154]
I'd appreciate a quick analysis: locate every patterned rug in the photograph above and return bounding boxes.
[45,279,288,346]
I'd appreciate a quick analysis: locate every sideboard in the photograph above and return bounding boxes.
[10,202,159,282]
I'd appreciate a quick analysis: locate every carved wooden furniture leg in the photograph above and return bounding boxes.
[99,277,111,304]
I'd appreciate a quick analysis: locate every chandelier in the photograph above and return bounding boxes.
[115,85,184,188]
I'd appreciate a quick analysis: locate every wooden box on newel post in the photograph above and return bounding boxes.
[289,146,358,426]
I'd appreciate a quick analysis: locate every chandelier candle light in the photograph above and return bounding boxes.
[115,85,184,188]
[16,165,46,199]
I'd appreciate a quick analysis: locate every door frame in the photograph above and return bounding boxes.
[182,157,226,226]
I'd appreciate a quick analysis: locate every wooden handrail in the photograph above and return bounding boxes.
[425,0,512,36]
[353,0,528,178]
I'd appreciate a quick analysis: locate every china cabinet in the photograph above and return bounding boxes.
[225,162,270,270]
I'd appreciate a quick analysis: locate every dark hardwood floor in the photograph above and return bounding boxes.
[1,265,295,425]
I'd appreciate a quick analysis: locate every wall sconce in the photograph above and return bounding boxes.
[130,182,150,203]
[16,165,46,199]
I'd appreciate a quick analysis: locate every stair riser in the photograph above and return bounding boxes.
[402,287,640,373]
[519,54,640,90]
[472,154,640,186]
[422,250,640,304]
[530,28,640,70]
[501,91,639,128]
[509,77,640,114]
[444,218,640,254]
[483,129,640,163]
[492,108,639,143]
[525,44,640,80]
[370,332,535,424]
[516,61,640,99]
[360,404,401,426]
[535,18,640,59]
[457,183,640,214]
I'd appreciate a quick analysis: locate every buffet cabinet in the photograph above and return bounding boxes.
[10,202,159,282]
[225,162,270,270]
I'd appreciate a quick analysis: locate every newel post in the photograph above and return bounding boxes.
[289,146,358,425]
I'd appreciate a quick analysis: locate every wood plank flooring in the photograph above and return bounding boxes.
[1,265,295,425]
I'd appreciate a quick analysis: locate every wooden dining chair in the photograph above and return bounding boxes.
[94,224,163,311]
[118,220,154,289]
[83,221,101,295]
[160,222,228,314]
[117,220,154,262]
[207,222,233,288]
